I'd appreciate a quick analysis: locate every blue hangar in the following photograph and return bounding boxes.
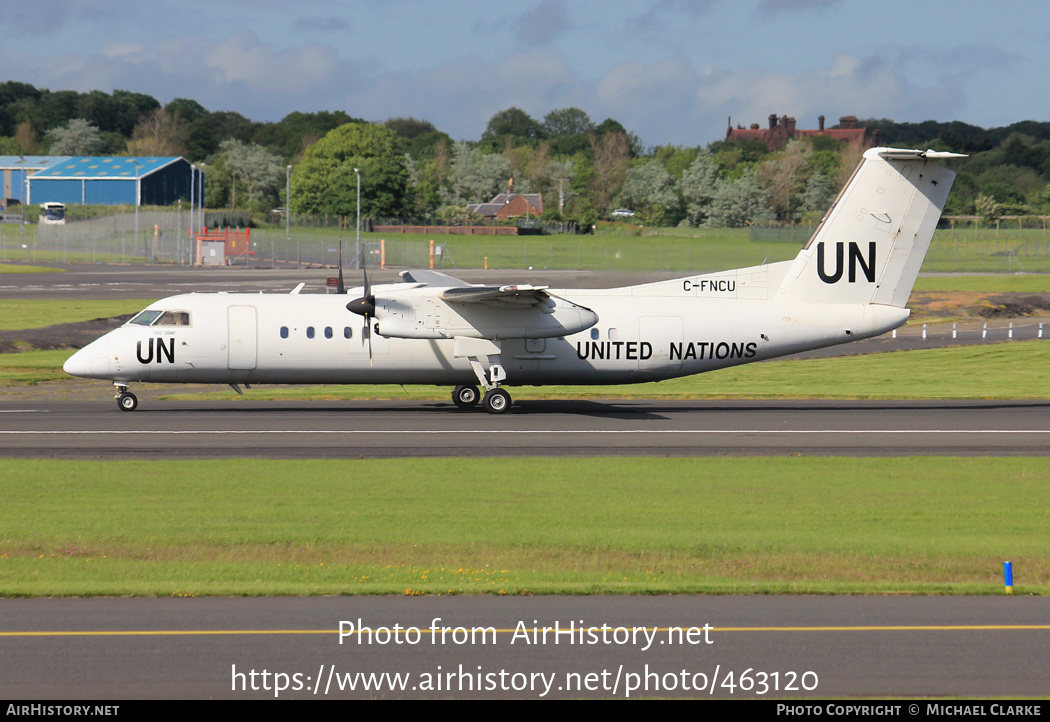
[1,156,196,206]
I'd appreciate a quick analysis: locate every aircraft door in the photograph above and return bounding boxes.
[639,316,682,372]
[227,305,258,370]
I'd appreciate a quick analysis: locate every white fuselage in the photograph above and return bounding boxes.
[63,259,909,389]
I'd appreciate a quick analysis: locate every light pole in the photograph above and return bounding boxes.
[131,159,142,262]
[189,165,196,264]
[354,167,361,267]
[16,156,27,224]
[286,164,292,241]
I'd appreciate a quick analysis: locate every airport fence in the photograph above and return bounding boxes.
[4,211,1050,274]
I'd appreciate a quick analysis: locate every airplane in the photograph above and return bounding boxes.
[63,147,962,413]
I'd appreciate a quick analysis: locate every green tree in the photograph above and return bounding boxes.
[126,109,188,157]
[707,169,772,227]
[35,90,80,133]
[758,139,811,221]
[77,89,159,136]
[617,160,678,224]
[651,145,698,179]
[385,116,438,141]
[678,149,722,227]
[543,107,595,157]
[188,111,258,161]
[254,110,361,162]
[219,139,285,210]
[164,98,208,124]
[975,194,1002,223]
[404,130,454,162]
[542,107,593,137]
[291,122,409,218]
[589,132,631,214]
[797,172,835,222]
[442,141,511,206]
[45,118,103,155]
[483,107,545,143]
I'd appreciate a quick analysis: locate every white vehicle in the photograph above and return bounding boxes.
[64,148,961,413]
[39,202,66,225]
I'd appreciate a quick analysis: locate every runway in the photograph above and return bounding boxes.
[2,398,1049,458]
[1,596,1047,699]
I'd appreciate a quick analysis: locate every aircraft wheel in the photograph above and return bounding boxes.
[482,388,511,414]
[452,384,481,409]
[117,392,138,412]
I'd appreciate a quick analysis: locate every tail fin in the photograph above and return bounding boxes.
[778,147,962,307]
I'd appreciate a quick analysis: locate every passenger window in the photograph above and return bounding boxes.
[280,326,289,339]
[590,328,599,340]
[307,327,315,339]
[325,326,333,339]
[344,327,352,339]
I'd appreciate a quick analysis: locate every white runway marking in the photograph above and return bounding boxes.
[1,429,1046,435]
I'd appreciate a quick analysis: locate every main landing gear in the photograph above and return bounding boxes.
[451,384,512,414]
[481,387,511,414]
[451,338,513,414]
[453,347,513,415]
[114,384,138,412]
[452,384,480,409]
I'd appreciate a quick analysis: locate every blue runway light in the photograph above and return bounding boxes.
[1004,561,1013,594]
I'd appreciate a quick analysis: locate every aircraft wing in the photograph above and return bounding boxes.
[398,269,554,307]
[441,284,553,307]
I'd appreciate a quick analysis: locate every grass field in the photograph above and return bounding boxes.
[0,299,149,331]
[1,457,1045,597]
[0,264,63,274]
[913,275,1050,293]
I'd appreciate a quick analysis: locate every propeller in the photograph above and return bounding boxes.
[346,251,375,365]
[336,238,345,295]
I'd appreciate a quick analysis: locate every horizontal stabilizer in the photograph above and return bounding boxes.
[876,149,967,160]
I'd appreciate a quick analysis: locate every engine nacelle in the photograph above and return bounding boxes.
[373,316,448,339]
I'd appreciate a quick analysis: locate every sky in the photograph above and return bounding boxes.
[3,0,1047,149]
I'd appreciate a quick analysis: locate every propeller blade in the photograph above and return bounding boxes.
[345,246,375,365]
[337,239,345,294]
[346,251,375,317]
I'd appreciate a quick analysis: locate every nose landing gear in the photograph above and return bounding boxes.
[115,384,138,412]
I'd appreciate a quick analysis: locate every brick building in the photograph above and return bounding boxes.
[725,114,878,151]
[467,192,543,221]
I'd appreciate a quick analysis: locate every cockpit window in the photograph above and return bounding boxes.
[128,310,163,326]
[127,310,190,326]
[156,311,190,326]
